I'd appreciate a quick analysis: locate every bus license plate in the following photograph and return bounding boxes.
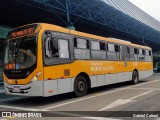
[13,86,20,91]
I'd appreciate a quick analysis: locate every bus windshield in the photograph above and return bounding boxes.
[4,37,37,70]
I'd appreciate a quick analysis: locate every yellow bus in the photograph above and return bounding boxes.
[3,23,153,97]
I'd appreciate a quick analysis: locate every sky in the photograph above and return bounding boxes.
[129,0,160,22]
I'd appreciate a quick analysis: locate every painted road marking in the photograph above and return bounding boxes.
[95,79,160,97]
[0,105,48,111]
[127,88,160,91]
[43,79,160,110]
[99,90,154,111]
[127,90,154,100]
[43,95,96,110]
[99,99,135,111]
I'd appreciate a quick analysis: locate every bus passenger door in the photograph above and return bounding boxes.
[43,31,73,97]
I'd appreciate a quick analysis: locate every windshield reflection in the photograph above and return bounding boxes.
[4,37,37,70]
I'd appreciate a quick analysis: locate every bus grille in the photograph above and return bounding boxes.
[6,86,31,94]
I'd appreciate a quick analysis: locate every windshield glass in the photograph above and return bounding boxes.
[4,37,37,70]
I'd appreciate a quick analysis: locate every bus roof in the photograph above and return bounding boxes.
[14,23,152,50]
[70,30,151,50]
[41,23,151,50]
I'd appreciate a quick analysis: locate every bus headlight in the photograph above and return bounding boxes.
[32,72,41,81]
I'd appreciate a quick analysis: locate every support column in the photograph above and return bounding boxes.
[0,26,12,83]
[66,0,75,30]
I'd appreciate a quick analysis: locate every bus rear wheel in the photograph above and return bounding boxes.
[132,71,139,84]
[74,76,88,97]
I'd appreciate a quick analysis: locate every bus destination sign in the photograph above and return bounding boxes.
[8,24,39,39]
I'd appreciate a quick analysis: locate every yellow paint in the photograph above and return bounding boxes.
[43,61,152,80]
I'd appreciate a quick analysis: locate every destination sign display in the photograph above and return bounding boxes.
[7,24,39,39]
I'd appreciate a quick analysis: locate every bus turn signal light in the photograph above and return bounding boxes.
[49,90,53,93]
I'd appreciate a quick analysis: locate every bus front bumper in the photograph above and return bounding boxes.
[4,81,44,96]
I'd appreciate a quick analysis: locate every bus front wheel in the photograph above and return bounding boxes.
[74,76,88,97]
[132,71,139,84]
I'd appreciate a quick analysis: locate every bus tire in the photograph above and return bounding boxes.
[132,71,139,84]
[74,76,88,97]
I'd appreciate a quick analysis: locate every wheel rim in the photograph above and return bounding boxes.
[77,80,86,92]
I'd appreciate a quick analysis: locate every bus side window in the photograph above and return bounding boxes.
[44,33,53,58]
[134,48,138,60]
[139,49,142,55]
[149,50,152,61]
[58,39,69,58]
[119,46,124,60]
[124,46,130,60]
[145,50,152,61]
[138,49,145,61]
[115,44,119,60]
[127,47,130,59]
[120,46,129,60]
[142,49,146,55]
[91,41,106,60]
[74,38,90,59]
[44,33,69,59]
[130,47,135,60]
[145,50,149,56]
[115,45,119,52]
[142,49,146,61]
[91,41,100,50]
[74,38,89,49]
[44,35,58,58]
[120,46,130,60]
[43,32,71,65]
[51,38,58,57]
[107,43,117,60]
[149,51,152,56]
[100,42,106,50]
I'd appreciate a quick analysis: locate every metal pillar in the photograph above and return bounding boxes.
[66,0,75,30]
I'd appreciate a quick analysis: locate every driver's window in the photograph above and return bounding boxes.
[44,35,69,59]
[44,34,69,59]
[50,38,59,57]
[45,35,53,57]
[44,34,59,58]
[44,32,70,65]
